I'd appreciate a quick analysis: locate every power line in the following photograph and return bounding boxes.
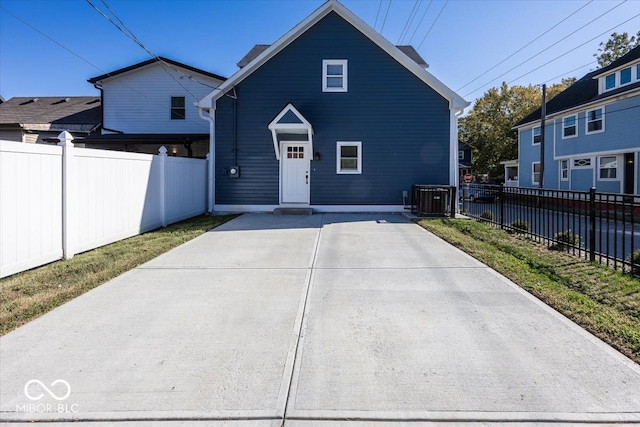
[456,0,593,92]
[380,0,393,34]
[0,5,215,129]
[506,12,640,86]
[374,0,383,30]
[543,61,596,84]
[397,0,420,45]
[408,0,432,44]
[417,0,448,50]
[463,1,633,98]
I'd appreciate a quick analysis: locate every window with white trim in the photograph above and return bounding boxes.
[560,160,568,180]
[573,158,591,168]
[586,107,604,134]
[323,60,348,92]
[562,115,577,138]
[620,67,632,85]
[599,156,617,180]
[458,150,464,160]
[532,162,540,185]
[637,64,640,80]
[336,141,361,174]
[605,73,616,90]
[532,126,541,145]
[171,96,185,120]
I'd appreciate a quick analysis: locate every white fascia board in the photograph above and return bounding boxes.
[514,88,640,130]
[199,0,469,110]
[592,59,640,79]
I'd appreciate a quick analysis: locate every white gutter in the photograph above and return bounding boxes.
[198,102,216,213]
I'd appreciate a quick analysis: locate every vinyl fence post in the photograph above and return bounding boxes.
[59,131,76,260]
[589,187,596,262]
[159,146,167,227]
[499,183,505,229]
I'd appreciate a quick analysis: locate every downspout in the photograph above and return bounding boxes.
[199,102,216,213]
[93,83,123,134]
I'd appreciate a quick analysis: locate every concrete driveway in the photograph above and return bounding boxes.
[1,213,639,426]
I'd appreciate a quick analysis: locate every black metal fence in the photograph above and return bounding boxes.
[460,184,640,276]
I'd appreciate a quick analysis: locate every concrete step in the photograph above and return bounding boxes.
[273,207,313,216]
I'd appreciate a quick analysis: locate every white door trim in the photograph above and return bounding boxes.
[279,141,310,206]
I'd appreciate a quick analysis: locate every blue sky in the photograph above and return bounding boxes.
[1,0,639,104]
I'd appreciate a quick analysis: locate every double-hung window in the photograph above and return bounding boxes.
[562,115,577,138]
[323,60,348,92]
[605,73,616,90]
[620,67,632,85]
[532,126,541,144]
[532,162,541,185]
[560,160,568,180]
[599,156,617,180]
[336,141,361,174]
[171,96,185,120]
[586,107,604,134]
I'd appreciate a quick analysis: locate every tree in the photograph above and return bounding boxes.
[595,31,640,68]
[459,79,575,179]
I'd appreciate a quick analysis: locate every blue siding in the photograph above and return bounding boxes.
[215,11,451,206]
[570,168,594,192]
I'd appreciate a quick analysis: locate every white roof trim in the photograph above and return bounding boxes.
[199,0,468,110]
[268,103,314,160]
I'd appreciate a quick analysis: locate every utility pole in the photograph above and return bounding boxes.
[539,84,546,189]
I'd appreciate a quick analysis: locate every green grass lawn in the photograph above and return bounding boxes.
[417,218,640,364]
[0,214,237,335]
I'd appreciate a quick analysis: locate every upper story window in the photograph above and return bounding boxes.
[602,62,640,92]
[620,67,632,85]
[323,60,348,92]
[171,96,185,120]
[586,107,604,134]
[532,126,541,144]
[336,141,361,174]
[562,115,577,138]
[605,73,616,90]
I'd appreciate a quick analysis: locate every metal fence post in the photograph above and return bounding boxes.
[450,186,456,218]
[589,187,596,262]
[499,184,505,229]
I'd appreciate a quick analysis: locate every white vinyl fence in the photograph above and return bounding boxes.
[0,132,208,278]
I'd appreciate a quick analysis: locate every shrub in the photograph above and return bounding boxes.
[510,219,529,232]
[480,210,494,221]
[552,230,581,251]
[630,249,640,275]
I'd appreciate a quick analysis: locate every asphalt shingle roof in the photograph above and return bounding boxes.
[515,45,640,127]
[0,96,101,126]
[88,57,226,83]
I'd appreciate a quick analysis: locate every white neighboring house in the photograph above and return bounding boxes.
[0,96,101,143]
[82,57,225,158]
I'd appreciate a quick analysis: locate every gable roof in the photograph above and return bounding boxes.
[515,45,640,128]
[0,96,101,131]
[199,0,468,110]
[88,57,226,84]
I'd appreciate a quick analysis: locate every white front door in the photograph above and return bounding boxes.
[281,143,309,204]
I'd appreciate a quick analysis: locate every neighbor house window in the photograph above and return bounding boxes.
[561,160,568,180]
[532,126,541,144]
[171,96,185,120]
[620,67,632,85]
[323,60,348,92]
[562,115,577,138]
[637,64,640,80]
[599,156,617,179]
[573,158,591,168]
[605,73,616,90]
[459,150,464,160]
[586,107,604,134]
[532,162,540,185]
[336,141,361,174]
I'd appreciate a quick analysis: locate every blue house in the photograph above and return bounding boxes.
[512,46,640,195]
[198,0,468,212]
